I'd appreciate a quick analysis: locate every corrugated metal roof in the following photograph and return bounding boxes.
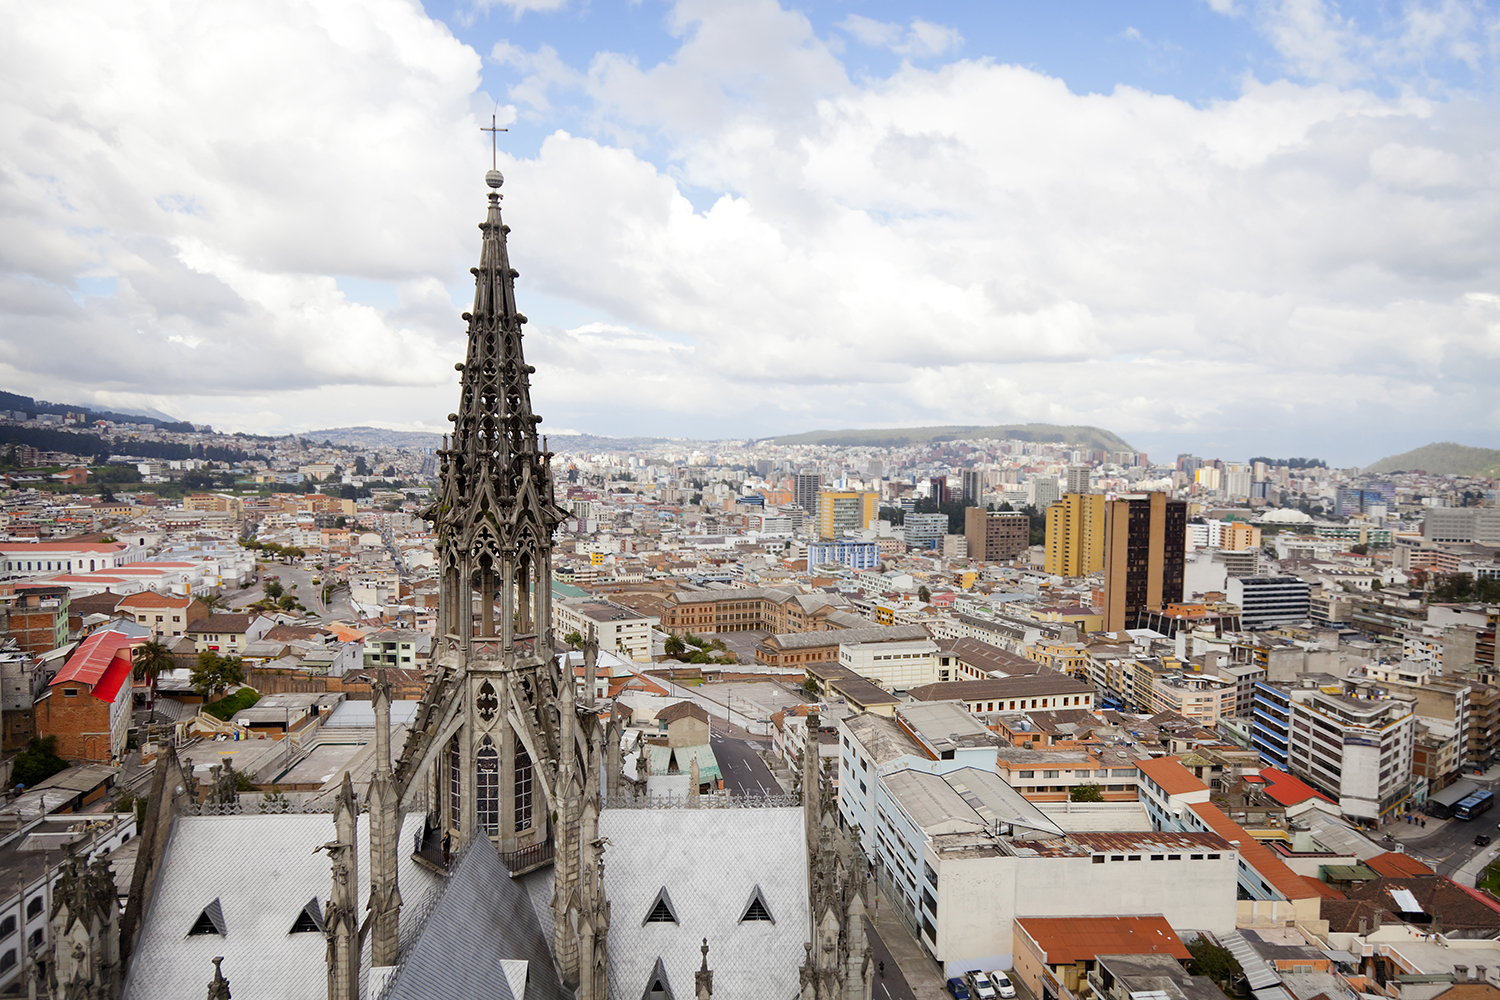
[1016,915,1190,964]
[1390,888,1423,913]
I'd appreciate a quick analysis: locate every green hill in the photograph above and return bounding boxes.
[769,423,1133,451]
[1364,442,1500,476]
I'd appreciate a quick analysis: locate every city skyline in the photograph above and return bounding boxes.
[5,1,1500,466]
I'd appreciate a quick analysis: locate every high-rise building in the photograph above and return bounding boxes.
[1227,576,1310,629]
[904,512,948,551]
[1026,477,1059,509]
[1064,466,1090,494]
[817,491,878,540]
[792,472,822,517]
[1044,493,1107,577]
[963,508,1028,562]
[959,468,985,503]
[1102,492,1187,632]
[928,475,950,505]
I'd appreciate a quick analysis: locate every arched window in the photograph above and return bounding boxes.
[476,736,499,835]
[0,950,14,972]
[514,737,533,832]
[24,898,42,919]
[0,916,13,938]
[27,929,43,951]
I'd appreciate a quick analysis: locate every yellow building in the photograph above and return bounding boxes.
[1219,521,1261,551]
[1043,493,1106,577]
[817,491,878,540]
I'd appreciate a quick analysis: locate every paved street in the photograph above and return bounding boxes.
[866,915,918,1000]
[226,559,352,621]
[1380,763,1500,884]
[709,731,781,797]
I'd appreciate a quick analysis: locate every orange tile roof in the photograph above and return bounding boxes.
[1302,875,1347,900]
[116,591,192,609]
[1016,915,1190,965]
[1366,851,1437,878]
[1136,755,1209,796]
[1259,767,1335,806]
[1189,801,1318,902]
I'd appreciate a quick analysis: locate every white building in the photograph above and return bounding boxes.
[838,639,939,691]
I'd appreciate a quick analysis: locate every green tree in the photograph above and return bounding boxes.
[191,651,245,701]
[131,639,177,694]
[1186,937,1243,987]
[335,515,347,528]
[917,585,931,603]
[1351,543,1370,555]
[1070,783,1104,802]
[564,630,584,647]
[383,465,396,477]
[264,579,284,600]
[664,634,686,657]
[12,736,69,788]
[353,456,369,477]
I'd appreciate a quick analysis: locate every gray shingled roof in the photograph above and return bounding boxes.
[121,813,440,1000]
[766,623,928,650]
[600,807,809,1000]
[383,835,564,1000]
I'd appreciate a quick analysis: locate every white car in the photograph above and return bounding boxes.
[967,971,998,1000]
[987,971,1016,999]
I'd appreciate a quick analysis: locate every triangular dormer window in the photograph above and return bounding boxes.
[740,884,774,924]
[643,887,678,925]
[289,897,324,933]
[641,956,675,1000]
[188,898,226,937]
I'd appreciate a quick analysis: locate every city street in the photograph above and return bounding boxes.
[225,559,346,621]
[709,731,781,797]
[1383,764,1500,884]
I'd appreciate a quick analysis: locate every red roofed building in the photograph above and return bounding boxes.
[115,591,209,637]
[1014,915,1189,999]
[1259,767,1335,807]
[36,624,142,762]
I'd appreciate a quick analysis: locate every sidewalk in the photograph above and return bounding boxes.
[871,891,949,1000]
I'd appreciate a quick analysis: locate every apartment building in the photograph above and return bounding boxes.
[1149,671,1237,725]
[817,491,878,540]
[1228,577,1311,629]
[906,671,1094,715]
[806,539,881,571]
[904,513,948,552]
[1044,493,1106,577]
[964,508,1029,562]
[838,639,940,691]
[1252,680,1415,822]
[1102,493,1187,632]
[553,595,658,660]
[661,588,852,634]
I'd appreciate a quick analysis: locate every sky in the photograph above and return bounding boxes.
[4,0,1500,467]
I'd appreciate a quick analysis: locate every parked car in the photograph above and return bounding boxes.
[988,971,1017,999]
[967,970,998,1000]
[1476,834,1492,847]
[946,978,972,1000]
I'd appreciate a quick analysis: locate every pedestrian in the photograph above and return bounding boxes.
[879,962,885,978]
[442,830,452,866]
[1421,819,1427,828]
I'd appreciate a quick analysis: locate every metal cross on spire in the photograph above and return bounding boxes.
[481,114,508,170]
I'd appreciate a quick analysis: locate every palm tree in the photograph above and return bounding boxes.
[132,639,177,716]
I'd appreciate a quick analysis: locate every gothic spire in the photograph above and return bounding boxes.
[425,168,568,655]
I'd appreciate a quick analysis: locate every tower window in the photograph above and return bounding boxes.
[514,738,533,832]
[448,734,460,825]
[477,736,499,835]
[289,898,324,934]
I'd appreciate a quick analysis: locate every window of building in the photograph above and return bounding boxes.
[24,898,42,919]
[476,736,499,835]
[514,738,533,832]
[0,951,13,973]
[645,888,679,924]
[0,917,12,938]
[740,885,775,924]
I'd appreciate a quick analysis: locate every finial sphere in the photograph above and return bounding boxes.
[485,169,504,189]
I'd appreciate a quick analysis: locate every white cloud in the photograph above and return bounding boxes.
[473,0,570,16]
[840,14,964,58]
[5,0,1500,463]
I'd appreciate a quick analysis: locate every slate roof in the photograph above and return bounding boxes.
[906,671,1090,702]
[186,613,255,634]
[764,623,928,650]
[383,835,564,1000]
[121,812,441,1000]
[599,807,809,1000]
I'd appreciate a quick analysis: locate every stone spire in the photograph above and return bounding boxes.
[367,669,402,967]
[426,167,568,657]
[696,938,714,1000]
[803,711,821,851]
[323,773,360,1000]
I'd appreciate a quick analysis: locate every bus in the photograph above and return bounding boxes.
[1455,790,1494,821]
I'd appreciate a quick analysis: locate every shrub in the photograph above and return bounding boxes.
[203,688,261,721]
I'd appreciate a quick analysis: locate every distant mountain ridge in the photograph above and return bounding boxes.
[769,423,1134,451]
[1364,442,1500,476]
[0,389,191,432]
[303,426,677,453]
